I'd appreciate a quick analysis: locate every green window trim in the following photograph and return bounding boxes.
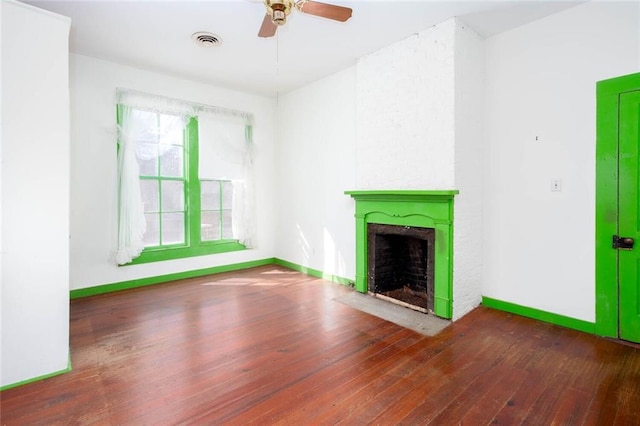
[129,240,246,265]
[118,107,246,266]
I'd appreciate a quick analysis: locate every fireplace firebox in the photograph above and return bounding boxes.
[368,224,435,312]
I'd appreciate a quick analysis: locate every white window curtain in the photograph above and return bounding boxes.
[114,104,147,265]
[198,114,256,248]
[115,104,189,265]
[114,88,255,265]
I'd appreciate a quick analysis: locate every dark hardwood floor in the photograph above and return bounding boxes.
[2,265,640,425]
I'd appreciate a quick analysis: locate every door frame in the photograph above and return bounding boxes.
[595,72,640,338]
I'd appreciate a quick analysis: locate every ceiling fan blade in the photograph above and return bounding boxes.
[298,1,352,22]
[258,14,277,38]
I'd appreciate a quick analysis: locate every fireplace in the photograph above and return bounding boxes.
[345,190,458,319]
[368,224,435,312]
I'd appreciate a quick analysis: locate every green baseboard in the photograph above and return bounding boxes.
[70,257,354,300]
[482,296,595,334]
[273,258,354,287]
[1,352,72,392]
[70,258,276,299]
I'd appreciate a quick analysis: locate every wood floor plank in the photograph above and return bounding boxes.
[224,327,416,424]
[454,365,530,425]
[2,265,640,425]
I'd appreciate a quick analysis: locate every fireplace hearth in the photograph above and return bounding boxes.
[368,224,435,312]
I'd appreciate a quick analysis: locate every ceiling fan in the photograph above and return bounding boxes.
[258,0,352,38]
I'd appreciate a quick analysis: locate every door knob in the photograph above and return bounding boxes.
[613,235,635,249]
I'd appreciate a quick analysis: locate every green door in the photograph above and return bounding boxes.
[619,90,640,342]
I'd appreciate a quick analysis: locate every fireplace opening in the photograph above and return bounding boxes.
[367,224,435,313]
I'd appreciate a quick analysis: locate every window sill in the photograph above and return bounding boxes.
[123,240,246,266]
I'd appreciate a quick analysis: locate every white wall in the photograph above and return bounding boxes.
[356,20,456,190]
[0,0,4,383]
[1,1,71,387]
[275,68,357,279]
[483,1,640,322]
[69,55,277,290]
[453,21,485,319]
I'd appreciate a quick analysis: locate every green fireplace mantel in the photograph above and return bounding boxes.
[345,190,459,198]
[345,189,459,319]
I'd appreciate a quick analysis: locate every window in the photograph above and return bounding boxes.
[114,91,254,265]
[200,179,234,241]
[135,109,186,248]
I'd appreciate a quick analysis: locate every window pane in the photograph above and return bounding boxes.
[161,181,184,212]
[143,213,160,246]
[221,181,234,209]
[162,212,185,245]
[222,210,233,239]
[159,114,184,146]
[201,180,220,210]
[140,180,159,213]
[201,211,220,241]
[137,142,158,176]
[159,145,183,177]
[133,110,160,144]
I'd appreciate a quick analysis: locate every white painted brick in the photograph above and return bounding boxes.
[356,18,485,321]
[452,20,485,320]
[356,19,456,190]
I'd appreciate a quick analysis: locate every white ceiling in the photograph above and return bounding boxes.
[23,0,583,97]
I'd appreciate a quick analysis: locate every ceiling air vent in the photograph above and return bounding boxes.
[192,32,222,47]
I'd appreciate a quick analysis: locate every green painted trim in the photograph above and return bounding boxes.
[188,116,200,250]
[70,258,276,299]
[482,297,595,335]
[345,190,458,205]
[127,241,246,265]
[72,258,354,300]
[1,352,72,392]
[273,258,355,287]
[597,72,640,97]
[595,72,640,337]
[345,190,459,197]
[346,190,457,319]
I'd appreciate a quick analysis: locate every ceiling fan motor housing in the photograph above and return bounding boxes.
[265,0,295,25]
